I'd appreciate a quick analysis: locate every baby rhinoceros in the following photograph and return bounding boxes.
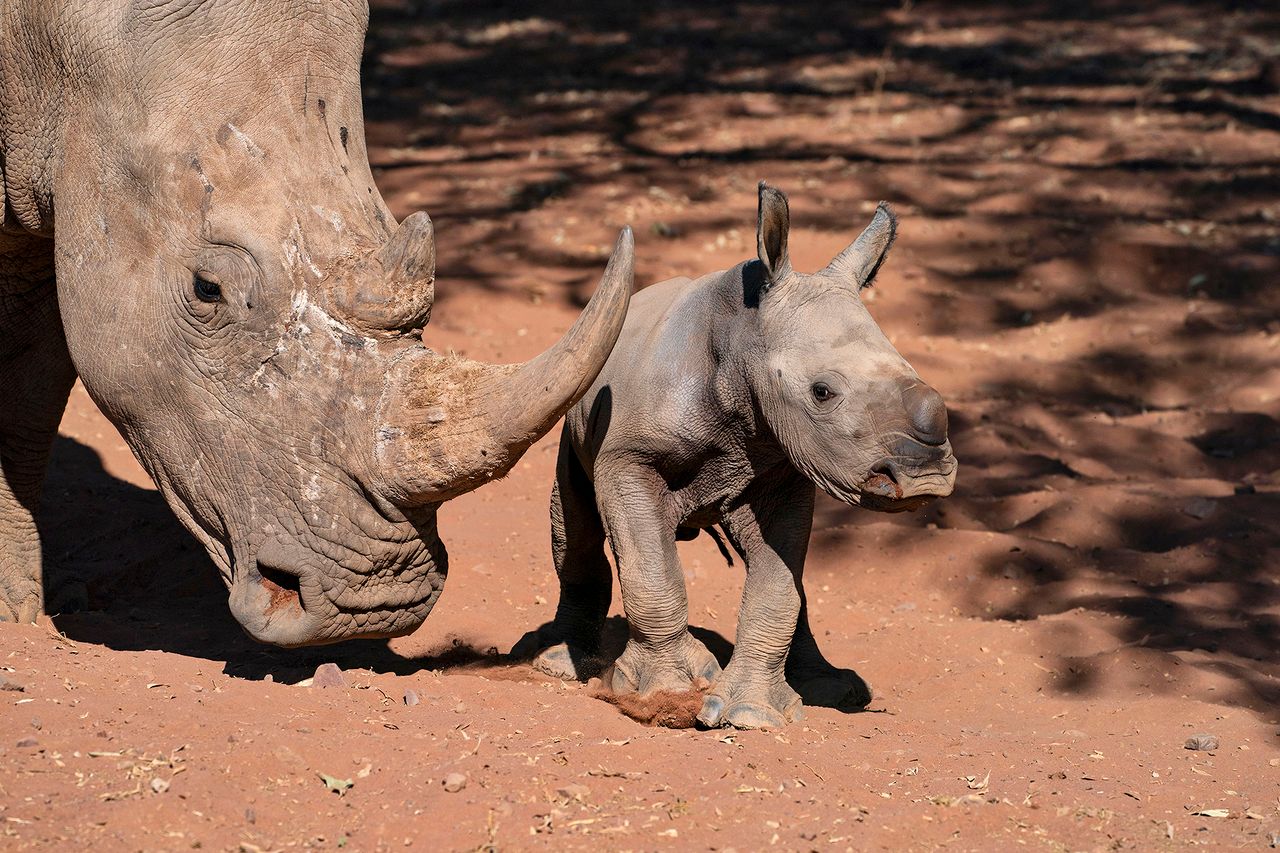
[517,182,957,729]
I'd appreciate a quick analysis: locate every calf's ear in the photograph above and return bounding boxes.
[825,202,897,289]
[756,181,793,289]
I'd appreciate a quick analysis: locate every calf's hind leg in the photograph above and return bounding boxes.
[788,595,873,712]
[0,237,77,622]
[511,434,614,679]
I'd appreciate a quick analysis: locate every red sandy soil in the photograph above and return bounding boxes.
[3,1,1279,850]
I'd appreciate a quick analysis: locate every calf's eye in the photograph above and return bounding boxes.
[194,276,223,303]
[811,382,834,402]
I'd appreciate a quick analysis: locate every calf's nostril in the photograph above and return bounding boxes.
[902,382,948,446]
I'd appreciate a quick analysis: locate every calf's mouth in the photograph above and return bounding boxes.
[857,447,957,513]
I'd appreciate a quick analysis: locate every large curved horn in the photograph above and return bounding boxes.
[330,211,436,336]
[375,227,634,505]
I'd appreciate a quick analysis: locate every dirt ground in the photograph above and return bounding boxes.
[4,1,1280,850]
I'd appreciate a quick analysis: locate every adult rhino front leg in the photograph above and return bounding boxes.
[0,237,77,622]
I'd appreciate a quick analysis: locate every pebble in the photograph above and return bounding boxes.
[15,737,38,748]
[557,783,590,802]
[0,675,24,692]
[311,663,347,689]
[1181,498,1216,520]
[403,689,420,706]
[150,777,170,794]
[1184,734,1219,751]
[442,772,467,793]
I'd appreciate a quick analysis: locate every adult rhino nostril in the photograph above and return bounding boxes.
[258,564,304,616]
[902,382,948,446]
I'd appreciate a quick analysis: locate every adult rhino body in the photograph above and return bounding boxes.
[0,0,633,645]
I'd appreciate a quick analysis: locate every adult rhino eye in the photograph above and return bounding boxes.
[812,382,835,402]
[194,276,223,303]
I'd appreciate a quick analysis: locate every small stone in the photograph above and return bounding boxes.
[311,663,347,689]
[0,675,24,692]
[245,807,256,824]
[556,783,590,802]
[30,718,40,730]
[15,737,38,748]
[442,772,467,793]
[403,689,420,706]
[1185,734,1219,751]
[150,777,170,794]
[263,674,274,683]
[1181,498,1216,520]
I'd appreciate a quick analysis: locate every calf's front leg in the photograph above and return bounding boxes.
[698,482,809,729]
[598,466,720,695]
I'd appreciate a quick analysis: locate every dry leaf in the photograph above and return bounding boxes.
[319,773,353,796]
[965,772,990,790]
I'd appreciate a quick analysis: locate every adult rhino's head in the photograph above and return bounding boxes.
[745,183,956,511]
[50,0,633,645]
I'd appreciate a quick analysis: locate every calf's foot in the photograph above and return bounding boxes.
[698,666,803,730]
[510,624,603,681]
[533,642,602,681]
[604,631,720,696]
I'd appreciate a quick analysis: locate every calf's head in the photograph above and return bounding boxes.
[746,183,956,511]
[47,1,632,645]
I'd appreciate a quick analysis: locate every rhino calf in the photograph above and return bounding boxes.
[516,183,957,729]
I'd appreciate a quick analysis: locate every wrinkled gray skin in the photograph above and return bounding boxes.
[0,0,633,645]
[514,184,956,729]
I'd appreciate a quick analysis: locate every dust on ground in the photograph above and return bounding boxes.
[3,1,1279,849]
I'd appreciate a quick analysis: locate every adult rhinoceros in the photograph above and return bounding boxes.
[0,0,633,645]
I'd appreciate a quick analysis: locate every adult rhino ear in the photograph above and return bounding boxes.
[756,181,793,290]
[825,202,897,289]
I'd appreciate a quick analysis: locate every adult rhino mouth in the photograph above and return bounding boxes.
[227,534,445,647]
